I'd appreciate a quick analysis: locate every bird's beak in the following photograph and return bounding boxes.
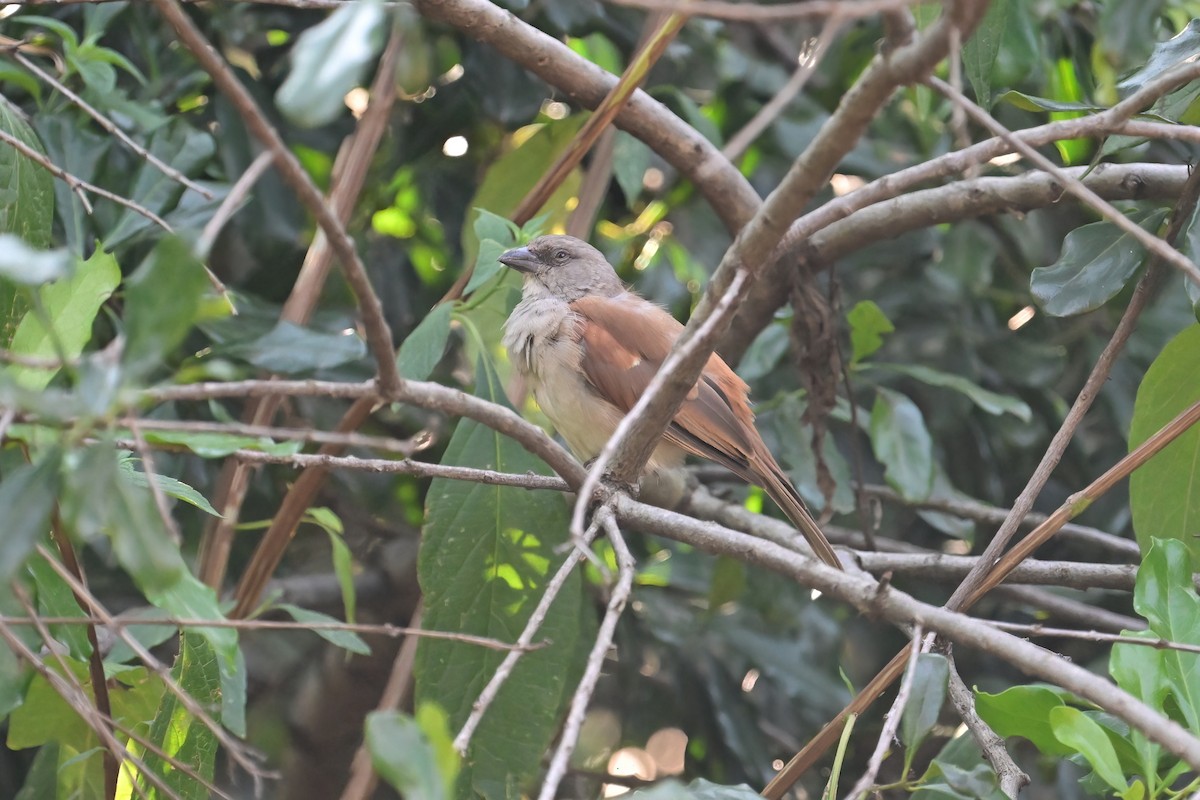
[498,246,540,274]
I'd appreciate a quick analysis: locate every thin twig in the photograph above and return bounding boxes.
[33,545,273,784]
[197,149,274,257]
[928,75,1200,288]
[12,51,213,199]
[453,519,600,754]
[150,0,402,395]
[606,0,921,21]
[723,17,843,161]
[118,416,429,457]
[0,614,538,652]
[986,620,1200,656]
[538,506,636,800]
[945,656,1028,798]
[843,625,924,800]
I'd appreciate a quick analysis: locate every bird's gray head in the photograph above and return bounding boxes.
[498,234,623,301]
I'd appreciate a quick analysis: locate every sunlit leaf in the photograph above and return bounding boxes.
[366,707,459,800]
[847,300,894,364]
[414,360,583,798]
[275,0,387,127]
[1128,326,1200,565]
[1049,706,1129,792]
[975,684,1072,756]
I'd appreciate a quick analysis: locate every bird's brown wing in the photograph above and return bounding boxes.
[570,294,758,475]
[570,294,843,570]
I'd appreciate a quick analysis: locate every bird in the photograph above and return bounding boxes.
[498,234,843,570]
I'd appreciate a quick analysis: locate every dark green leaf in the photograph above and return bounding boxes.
[1129,326,1200,564]
[962,0,1009,108]
[1131,539,1200,731]
[28,556,92,661]
[900,653,949,752]
[869,388,934,501]
[1117,19,1200,99]
[365,709,457,800]
[738,323,788,382]
[1109,631,1167,786]
[847,300,894,364]
[0,236,73,285]
[1031,211,1166,317]
[414,360,583,799]
[139,430,301,458]
[104,122,215,250]
[996,91,1106,113]
[1101,0,1168,73]
[138,633,220,799]
[397,301,453,381]
[275,0,388,127]
[14,741,59,800]
[1049,706,1129,792]
[0,96,54,250]
[123,465,221,517]
[0,449,60,585]
[122,236,211,376]
[32,116,108,256]
[6,248,120,391]
[867,363,1031,421]
[613,131,652,207]
[975,685,1073,756]
[278,603,371,655]
[223,320,367,373]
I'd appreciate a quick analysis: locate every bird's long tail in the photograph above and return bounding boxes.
[753,455,843,570]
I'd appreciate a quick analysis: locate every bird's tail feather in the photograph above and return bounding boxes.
[754,457,843,570]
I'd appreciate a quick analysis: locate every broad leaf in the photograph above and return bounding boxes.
[0,96,54,250]
[613,131,652,207]
[278,603,371,656]
[1115,19,1200,97]
[222,320,367,373]
[900,653,949,753]
[275,0,388,128]
[366,708,459,800]
[0,448,61,585]
[122,236,211,378]
[1128,325,1200,564]
[413,360,583,799]
[847,300,894,364]
[1049,706,1129,792]
[6,248,120,391]
[869,388,934,501]
[1031,211,1166,317]
[867,363,1031,421]
[975,685,1073,756]
[137,633,221,799]
[397,301,453,381]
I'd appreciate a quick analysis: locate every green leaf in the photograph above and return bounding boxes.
[414,359,583,799]
[62,444,186,593]
[275,0,387,128]
[1031,211,1167,317]
[32,116,108,257]
[14,741,59,800]
[6,248,120,391]
[366,708,458,800]
[465,209,521,295]
[137,633,221,799]
[123,465,221,517]
[0,235,73,286]
[975,685,1073,756]
[139,430,302,458]
[900,653,949,753]
[0,96,54,250]
[1131,539,1200,731]
[847,300,894,364]
[103,122,215,250]
[738,323,788,382]
[278,603,371,656]
[222,320,367,373]
[613,131,652,208]
[0,448,61,585]
[1116,20,1200,97]
[628,779,762,799]
[962,0,1011,108]
[398,301,453,381]
[996,90,1106,113]
[1129,326,1200,564]
[867,363,1031,421]
[122,236,211,377]
[1049,706,1129,792]
[869,388,934,501]
[28,556,92,661]
[1109,631,1167,787]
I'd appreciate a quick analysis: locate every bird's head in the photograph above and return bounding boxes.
[498,234,623,301]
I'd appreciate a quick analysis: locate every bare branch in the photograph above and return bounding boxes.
[538,506,636,800]
[607,0,922,21]
[945,657,1029,798]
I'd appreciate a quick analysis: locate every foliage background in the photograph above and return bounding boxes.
[0,0,1198,799]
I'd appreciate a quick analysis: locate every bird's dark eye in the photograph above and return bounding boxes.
[554,249,568,261]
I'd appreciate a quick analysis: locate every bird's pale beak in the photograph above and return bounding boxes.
[498,246,540,274]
